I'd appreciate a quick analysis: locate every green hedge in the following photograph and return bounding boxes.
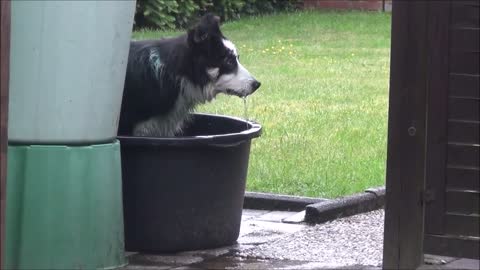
[134,0,300,29]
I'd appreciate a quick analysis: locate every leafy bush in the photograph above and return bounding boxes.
[176,0,212,27]
[134,0,300,29]
[242,0,299,16]
[212,0,246,21]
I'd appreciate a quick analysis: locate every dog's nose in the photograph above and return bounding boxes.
[251,80,261,92]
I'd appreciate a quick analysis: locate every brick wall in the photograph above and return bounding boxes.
[304,0,392,11]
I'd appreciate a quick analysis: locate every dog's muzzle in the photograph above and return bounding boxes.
[251,80,261,93]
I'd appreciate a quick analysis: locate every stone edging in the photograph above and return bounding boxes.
[243,187,385,224]
[243,191,326,212]
[305,186,385,224]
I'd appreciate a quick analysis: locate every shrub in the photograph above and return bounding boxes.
[134,0,300,30]
[212,0,246,21]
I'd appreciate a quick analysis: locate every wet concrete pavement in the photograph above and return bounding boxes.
[237,210,384,267]
[123,209,385,270]
[122,208,479,269]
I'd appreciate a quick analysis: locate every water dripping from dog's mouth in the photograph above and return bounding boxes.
[243,96,249,131]
[224,90,250,130]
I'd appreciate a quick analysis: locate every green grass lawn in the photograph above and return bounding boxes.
[133,10,392,198]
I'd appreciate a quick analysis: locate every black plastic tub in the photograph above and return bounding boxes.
[118,113,262,253]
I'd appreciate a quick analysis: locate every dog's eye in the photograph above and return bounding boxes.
[225,57,236,66]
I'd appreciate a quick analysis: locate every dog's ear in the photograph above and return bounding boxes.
[188,14,221,45]
[212,15,221,25]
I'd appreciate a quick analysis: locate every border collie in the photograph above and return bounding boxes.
[118,14,261,137]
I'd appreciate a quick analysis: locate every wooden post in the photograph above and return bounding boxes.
[423,0,451,237]
[382,1,429,269]
[0,0,11,267]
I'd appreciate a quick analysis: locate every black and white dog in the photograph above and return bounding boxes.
[118,14,261,137]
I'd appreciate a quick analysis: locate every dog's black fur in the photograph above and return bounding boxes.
[118,14,260,137]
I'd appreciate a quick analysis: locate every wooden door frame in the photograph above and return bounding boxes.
[382,1,430,269]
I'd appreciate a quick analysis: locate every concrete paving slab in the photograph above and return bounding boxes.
[125,209,385,269]
[424,254,457,265]
[124,253,204,269]
[282,210,306,224]
[177,246,231,258]
[170,267,204,270]
[238,219,307,245]
[122,192,478,270]
[237,210,384,267]
[123,265,171,270]
[241,209,270,222]
[256,210,300,222]
[189,256,322,270]
[447,258,480,270]
[420,258,480,270]
[189,256,382,270]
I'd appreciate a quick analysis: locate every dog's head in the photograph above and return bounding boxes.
[188,14,261,98]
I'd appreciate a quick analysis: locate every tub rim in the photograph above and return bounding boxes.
[117,113,262,147]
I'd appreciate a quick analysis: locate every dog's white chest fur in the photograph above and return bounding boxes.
[132,77,215,137]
